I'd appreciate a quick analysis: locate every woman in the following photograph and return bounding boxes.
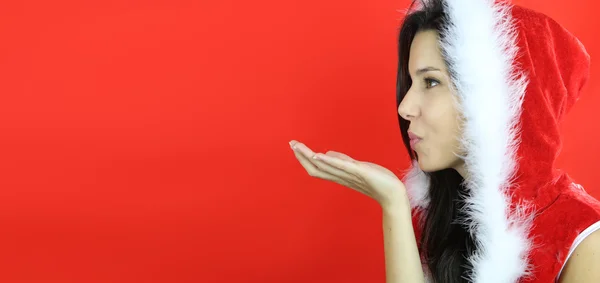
[290,0,600,282]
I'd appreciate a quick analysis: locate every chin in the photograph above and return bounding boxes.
[417,155,450,173]
[417,157,435,173]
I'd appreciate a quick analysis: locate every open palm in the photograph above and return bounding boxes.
[289,140,407,208]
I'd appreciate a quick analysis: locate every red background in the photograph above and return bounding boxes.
[0,0,597,282]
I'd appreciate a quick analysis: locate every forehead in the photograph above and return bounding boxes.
[409,30,446,72]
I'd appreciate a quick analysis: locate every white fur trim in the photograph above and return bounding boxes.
[401,160,430,209]
[439,0,532,281]
[403,0,535,282]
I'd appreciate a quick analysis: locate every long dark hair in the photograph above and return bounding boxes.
[396,0,476,282]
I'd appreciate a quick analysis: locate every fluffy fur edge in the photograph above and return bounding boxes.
[439,0,532,281]
[401,0,535,282]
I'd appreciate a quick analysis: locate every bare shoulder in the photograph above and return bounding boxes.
[559,228,600,282]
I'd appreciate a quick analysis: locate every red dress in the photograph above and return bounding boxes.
[401,1,600,282]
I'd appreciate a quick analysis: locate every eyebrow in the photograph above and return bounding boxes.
[414,67,441,76]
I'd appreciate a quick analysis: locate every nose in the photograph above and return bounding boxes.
[398,92,419,121]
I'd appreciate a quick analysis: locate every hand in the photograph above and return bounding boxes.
[289,140,408,209]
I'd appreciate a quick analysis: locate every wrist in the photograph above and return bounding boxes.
[380,189,412,215]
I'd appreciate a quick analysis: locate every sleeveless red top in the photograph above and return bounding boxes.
[401,2,600,282]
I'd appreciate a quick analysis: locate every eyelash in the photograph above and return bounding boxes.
[424,77,440,89]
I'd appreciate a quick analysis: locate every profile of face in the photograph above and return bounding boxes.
[398,30,466,175]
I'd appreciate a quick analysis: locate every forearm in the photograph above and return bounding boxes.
[381,196,425,283]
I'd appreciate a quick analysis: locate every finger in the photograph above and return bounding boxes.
[292,142,359,184]
[292,150,371,196]
[290,142,335,177]
[314,153,363,180]
[325,150,354,161]
[291,145,319,175]
[311,154,361,184]
[290,141,318,160]
[291,144,355,183]
[290,144,372,197]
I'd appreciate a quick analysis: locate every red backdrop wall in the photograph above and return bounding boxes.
[0,0,597,282]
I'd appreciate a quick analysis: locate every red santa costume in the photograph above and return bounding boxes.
[401,0,600,282]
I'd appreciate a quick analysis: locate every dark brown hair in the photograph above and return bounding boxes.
[396,0,476,281]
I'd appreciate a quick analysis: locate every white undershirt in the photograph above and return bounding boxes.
[556,220,600,281]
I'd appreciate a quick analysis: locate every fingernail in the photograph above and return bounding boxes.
[289,141,295,150]
[313,154,319,160]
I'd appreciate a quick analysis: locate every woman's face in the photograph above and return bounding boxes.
[398,30,466,175]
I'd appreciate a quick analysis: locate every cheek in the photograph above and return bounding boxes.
[436,109,462,153]
[419,97,462,167]
[423,99,456,142]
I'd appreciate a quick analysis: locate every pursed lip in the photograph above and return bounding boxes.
[408,131,422,140]
[408,131,422,149]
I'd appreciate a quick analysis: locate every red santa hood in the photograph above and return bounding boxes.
[401,0,591,282]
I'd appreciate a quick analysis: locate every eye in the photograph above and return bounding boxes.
[424,77,440,89]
